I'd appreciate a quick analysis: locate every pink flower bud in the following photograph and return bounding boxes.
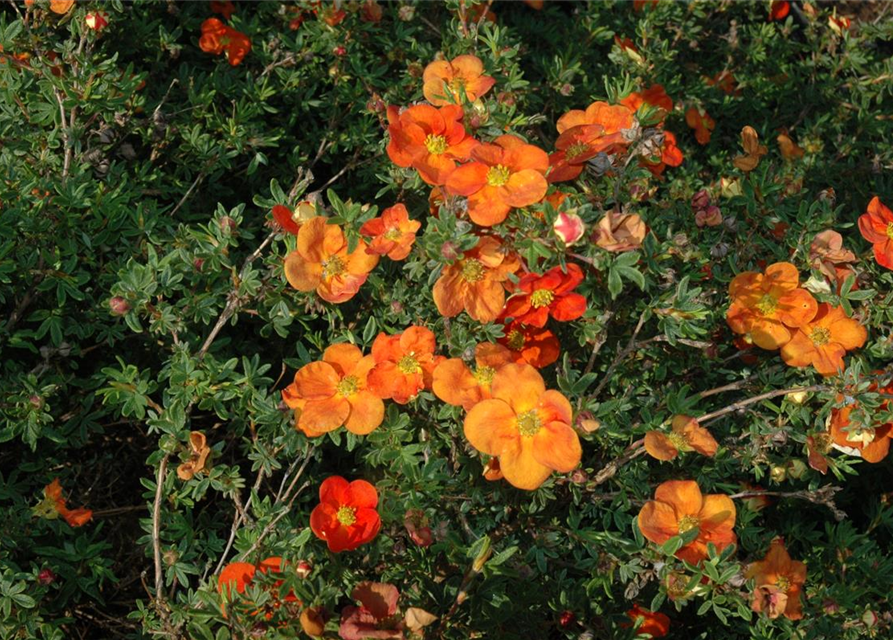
[85,11,109,31]
[332,46,346,57]
[296,561,312,579]
[553,211,585,246]
[690,189,711,211]
[38,568,56,585]
[109,296,130,315]
[440,242,458,261]
[219,216,237,234]
[193,258,205,271]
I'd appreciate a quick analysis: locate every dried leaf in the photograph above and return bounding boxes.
[404,607,438,631]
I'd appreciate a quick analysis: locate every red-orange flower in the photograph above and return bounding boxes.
[556,101,635,137]
[284,217,379,303]
[685,106,715,145]
[464,364,581,490]
[432,342,514,410]
[272,201,317,235]
[498,320,560,369]
[218,556,300,617]
[726,262,818,350]
[620,84,673,115]
[548,124,626,183]
[625,604,670,638]
[310,476,381,553]
[386,104,479,185]
[746,540,807,620]
[359,204,421,260]
[422,54,495,106]
[210,0,235,19]
[282,344,384,438]
[706,70,740,96]
[199,18,251,67]
[39,479,93,528]
[500,263,587,327]
[445,135,549,227]
[780,303,867,376]
[858,196,893,270]
[637,480,737,565]
[432,236,520,323]
[640,130,683,177]
[367,326,443,404]
[769,1,790,21]
[644,415,718,461]
[829,381,893,463]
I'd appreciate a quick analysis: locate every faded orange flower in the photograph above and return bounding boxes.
[829,380,893,463]
[706,70,740,96]
[464,364,581,490]
[777,133,804,160]
[177,431,211,480]
[637,480,736,565]
[644,415,718,461]
[445,134,549,227]
[432,342,514,410]
[556,101,635,137]
[422,54,495,106]
[283,344,384,437]
[726,262,817,350]
[780,303,866,376]
[284,217,379,303]
[733,126,768,172]
[359,204,421,261]
[432,236,520,323]
[746,539,807,620]
[593,212,646,253]
[685,106,715,145]
[809,230,856,288]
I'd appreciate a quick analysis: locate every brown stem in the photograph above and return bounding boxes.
[698,385,828,424]
[729,486,846,521]
[152,453,171,622]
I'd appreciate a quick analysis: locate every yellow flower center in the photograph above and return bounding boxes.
[516,409,542,437]
[336,375,359,398]
[322,254,346,278]
[460,259,485,283]
[397,353,421,375]
[507,329,525,351]
[810,326,831,346]
[667,431,688,451]
[775,575,791,592]
[565,142,589,160]
[677,514,700,534]
[449,77,466,92]
[755,293,778,316]
[473,365,495,387]
[336,506,357,526]
[846,426,876,446]
[425,134,448,155]
[887,222,893,240]
[530,288,555,309]
[384,227,403,241]
[486,165,512,187]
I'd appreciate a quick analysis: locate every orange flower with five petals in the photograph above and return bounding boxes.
[500,263,587,328]
[284,217,379,303]
[498,320,560,369]
[445,135,549,227]
[829,379,893,463]
[556,101,635,136]
[858,196,893,270]
[432,236,520,323]
[464,364,581,490]
[620,84,673,116]
[282,343,384,438]
[644,415,718,461]
[367,326,443,404]
[422,54,495,106]
[746,539,806,620]
[726,262,817,350]
[547,124,626,183]
[386,104,479,186]
[309,476,381,553]
[780,303,866,376]
[359,204,421,261]
[624,604,670,638]
[637,480,737,565]
[432,342,514,410]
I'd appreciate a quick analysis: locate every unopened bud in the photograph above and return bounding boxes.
[553,211,585,246]
[38,568,56,585]
[296,561,312,579]
[109,296,131,315]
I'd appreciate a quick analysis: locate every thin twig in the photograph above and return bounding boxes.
[589,439,645,488]
[698,385,828,425]
[152,453,171,623]
[55,90,72,180]
[589,310,649,402]
[168,170,207,218]
[729,486,846,521]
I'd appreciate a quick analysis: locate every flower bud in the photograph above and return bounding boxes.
[109,296,131,315]
[787,459,808,479]
[193,258,205,272]
[29,395,43,409]
[769,465,787,483]
[332,45,346,57]
[162,549,179,566]
[559,83,574,96]
[296,561,312,579]
[862,610,878,628]
[553,211,585,246]
[38,568,56,585]
[786,391,808,404]
[398,5,415,21]
[440,242,458,261]
[390,301,404,315]
[690,189,711,211]
[219,216,237,234]
[558,610,576,628]
[85,11,109,31]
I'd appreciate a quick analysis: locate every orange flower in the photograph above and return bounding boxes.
[463,364,581,490]
[498,320,560,369]
[726,262,817,350]
[432,342,514,410]
[218,556,300,618]
[432,236,520,323]
[644,415,718,461]
[314,2,347,26]
[769,1,790,21]
[746,540,806,620]
[367,326,443,404]
[625,604,670,638]
[176,431,211,480]
[284,217,379,303]
[777,133,805,160]
[593,212,646,253]
[556,101,635,136]
[548,124,626,183]
[309,476,381,553]
[272,201,317,235]
[38,479,92,528]
[359,204,421,261]
[685,106,715,145]
[620,84,673,115]
[445,135,549,227]
[500,263,587,327]
[199,18,251,67]
[705,70,740,96]
[49,0,74,15]
[422,54,495,106]
[829,381,893,463]
[283,344,384,437]
[809,230,856,284]
[858,196,893,270]
[386,104,479,185]
[732,126,768,172]
[637,480,736,565]
[780,303,866,376]
[641,130,683,177]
